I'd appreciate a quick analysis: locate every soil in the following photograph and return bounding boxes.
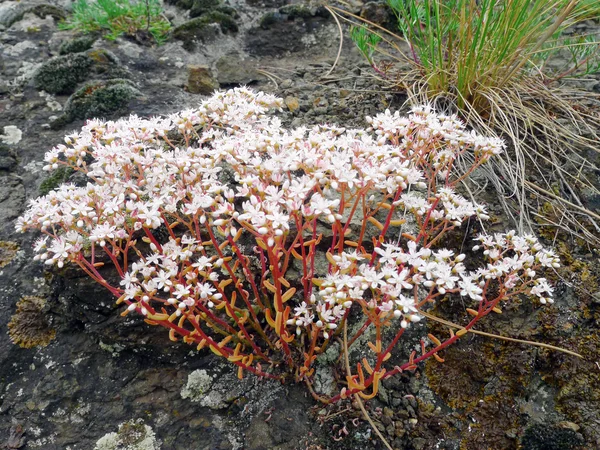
[1,1,600,449]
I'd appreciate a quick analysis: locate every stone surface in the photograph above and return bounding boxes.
[216,53,260,86]
[186,65,219,94]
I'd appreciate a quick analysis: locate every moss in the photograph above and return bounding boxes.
[189,0,221,18]
[521,424,583,450]
[39,166,74,195]
[172,13,238,50]
[33,53,93,95]
[0,241,19,268]
[215,6,238,18]
[8,296,56,349]
[51,79,141,128]
[259,12,279,29]
[423,296,539,449]
[59,36,98,55]
[279,4,314,19]
[30,4,67,21]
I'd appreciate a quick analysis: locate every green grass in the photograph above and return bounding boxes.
[60,0,171,44]
[341,0,600,245]
[364,0,600,109]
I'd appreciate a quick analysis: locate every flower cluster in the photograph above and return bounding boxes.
[18,88,558,401]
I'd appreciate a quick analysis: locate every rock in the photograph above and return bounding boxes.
[0,144,18,171]
[216,54,259,86]
[28,4,67,21]
[592,291,600,304]
[247,7,329,56]
[312,96,329,114]
[360,1,397,30]
[284,96,299,112]
[0,2,66,29]
[52,79,141,128]
[412,437,427,450]
[557,421,581,433]
[59,35,98,55]
[0,1,29,28]
[0,174,26,234]
[85,49,131,78]
[172,12,238,51]
[185,65,218,95]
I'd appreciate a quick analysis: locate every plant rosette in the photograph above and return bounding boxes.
[17,88,561,403]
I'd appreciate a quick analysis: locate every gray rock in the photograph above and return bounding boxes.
[216,54,259,86]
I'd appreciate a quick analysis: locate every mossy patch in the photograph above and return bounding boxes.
[33,53,94,95]
[189,0,221,18]
[52,79,141,128]
[8,296,56,349]
[33,49,130,95]
[521,423,583,450]
[59,35,98,55]
[279,4,315,19]
[39,166,74,195]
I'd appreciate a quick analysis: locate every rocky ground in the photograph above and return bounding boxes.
[1,0,600,449]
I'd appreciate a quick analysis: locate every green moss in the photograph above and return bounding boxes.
[189,0,221,18]
[33,53,93,95]
[39,166,74,195]
[59,36,98,55]
[259,12,279,29]
[60,79,141,124]
[279,4,314,19]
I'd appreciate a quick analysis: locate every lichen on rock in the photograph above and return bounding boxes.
[0,240,19,268]
[8,296,56,349]
[180,369,213,402]
[94,419,160,450]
